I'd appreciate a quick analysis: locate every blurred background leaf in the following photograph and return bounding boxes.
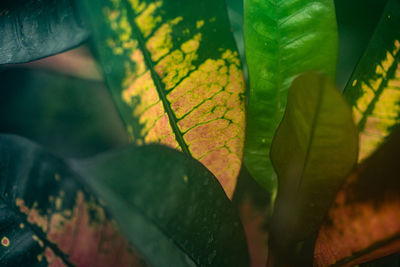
[0,64,129,158]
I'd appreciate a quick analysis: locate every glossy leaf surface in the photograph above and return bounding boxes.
[0,135,145,266]
[77,0,246,197]
[314,128,400,267]
[73,143,249,267]
[344,0,400,162]
[244,0,338,191]
[0,0,89,64]
[269,73,358,265]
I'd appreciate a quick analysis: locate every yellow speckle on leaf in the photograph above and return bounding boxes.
[135,1,162,37]
[1,237,10,247]
[55,197,62,210]
[196,20,204,29]
[184,175,188,183]
[54,173,61,181]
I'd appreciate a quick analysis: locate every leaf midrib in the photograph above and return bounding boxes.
[122,0,191,156]
[295,76,324,194]
[357,49,400,132]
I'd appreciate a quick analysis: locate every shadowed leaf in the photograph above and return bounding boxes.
[314,128,400,266]
[243,0,338,192]
[269,73,358,265]
[73,143,249,266]
[0,135,145,266]
[344,0,400,162]
[76,0,246,198]
[0,0,89,64]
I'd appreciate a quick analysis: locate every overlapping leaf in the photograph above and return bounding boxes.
[344,0,400,162]
[73,143,250,267]
[77,0,246,197]
[314,128,400,267]
[269,73,358,265]
[243,0,338,192]
[0,135,144,266]
[0,0,88,64]
[0,134,249,266]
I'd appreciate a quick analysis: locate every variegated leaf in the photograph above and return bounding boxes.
[77,0,246,197]
[344,0,400,162]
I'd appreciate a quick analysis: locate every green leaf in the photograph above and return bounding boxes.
[314,128,400,266]
[0,0,88,64]
[0,134,145,266]
[243,0,338,192]
[76,0,246,198]
[73,143,250,267]
[269,73,358,265]
[344,0,400,162]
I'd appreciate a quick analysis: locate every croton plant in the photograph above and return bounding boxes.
[1,0,400,266]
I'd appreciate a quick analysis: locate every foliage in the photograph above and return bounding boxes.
[243,0,338,192]
[1,0,400,266]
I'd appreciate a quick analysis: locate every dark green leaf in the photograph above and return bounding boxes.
[0,134,145,266]
[334,0,388,89]
[243,0,338,192]
[314,128,400,266]
[73,143,250,267]
[343,0,400,162]
[269,73,358,265]
[76,0,246,198]
[0,0,88,64]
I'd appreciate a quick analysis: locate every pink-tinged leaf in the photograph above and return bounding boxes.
[0,135,146,266]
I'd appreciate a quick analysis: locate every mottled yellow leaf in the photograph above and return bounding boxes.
[79,0,246,197]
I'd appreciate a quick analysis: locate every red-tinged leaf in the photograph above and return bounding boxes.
[0,135,146,266]
[233,167,271,267]
[314,128,400,266]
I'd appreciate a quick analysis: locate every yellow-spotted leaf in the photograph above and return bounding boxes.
[77,0,245,197]
[344,0,400,162]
